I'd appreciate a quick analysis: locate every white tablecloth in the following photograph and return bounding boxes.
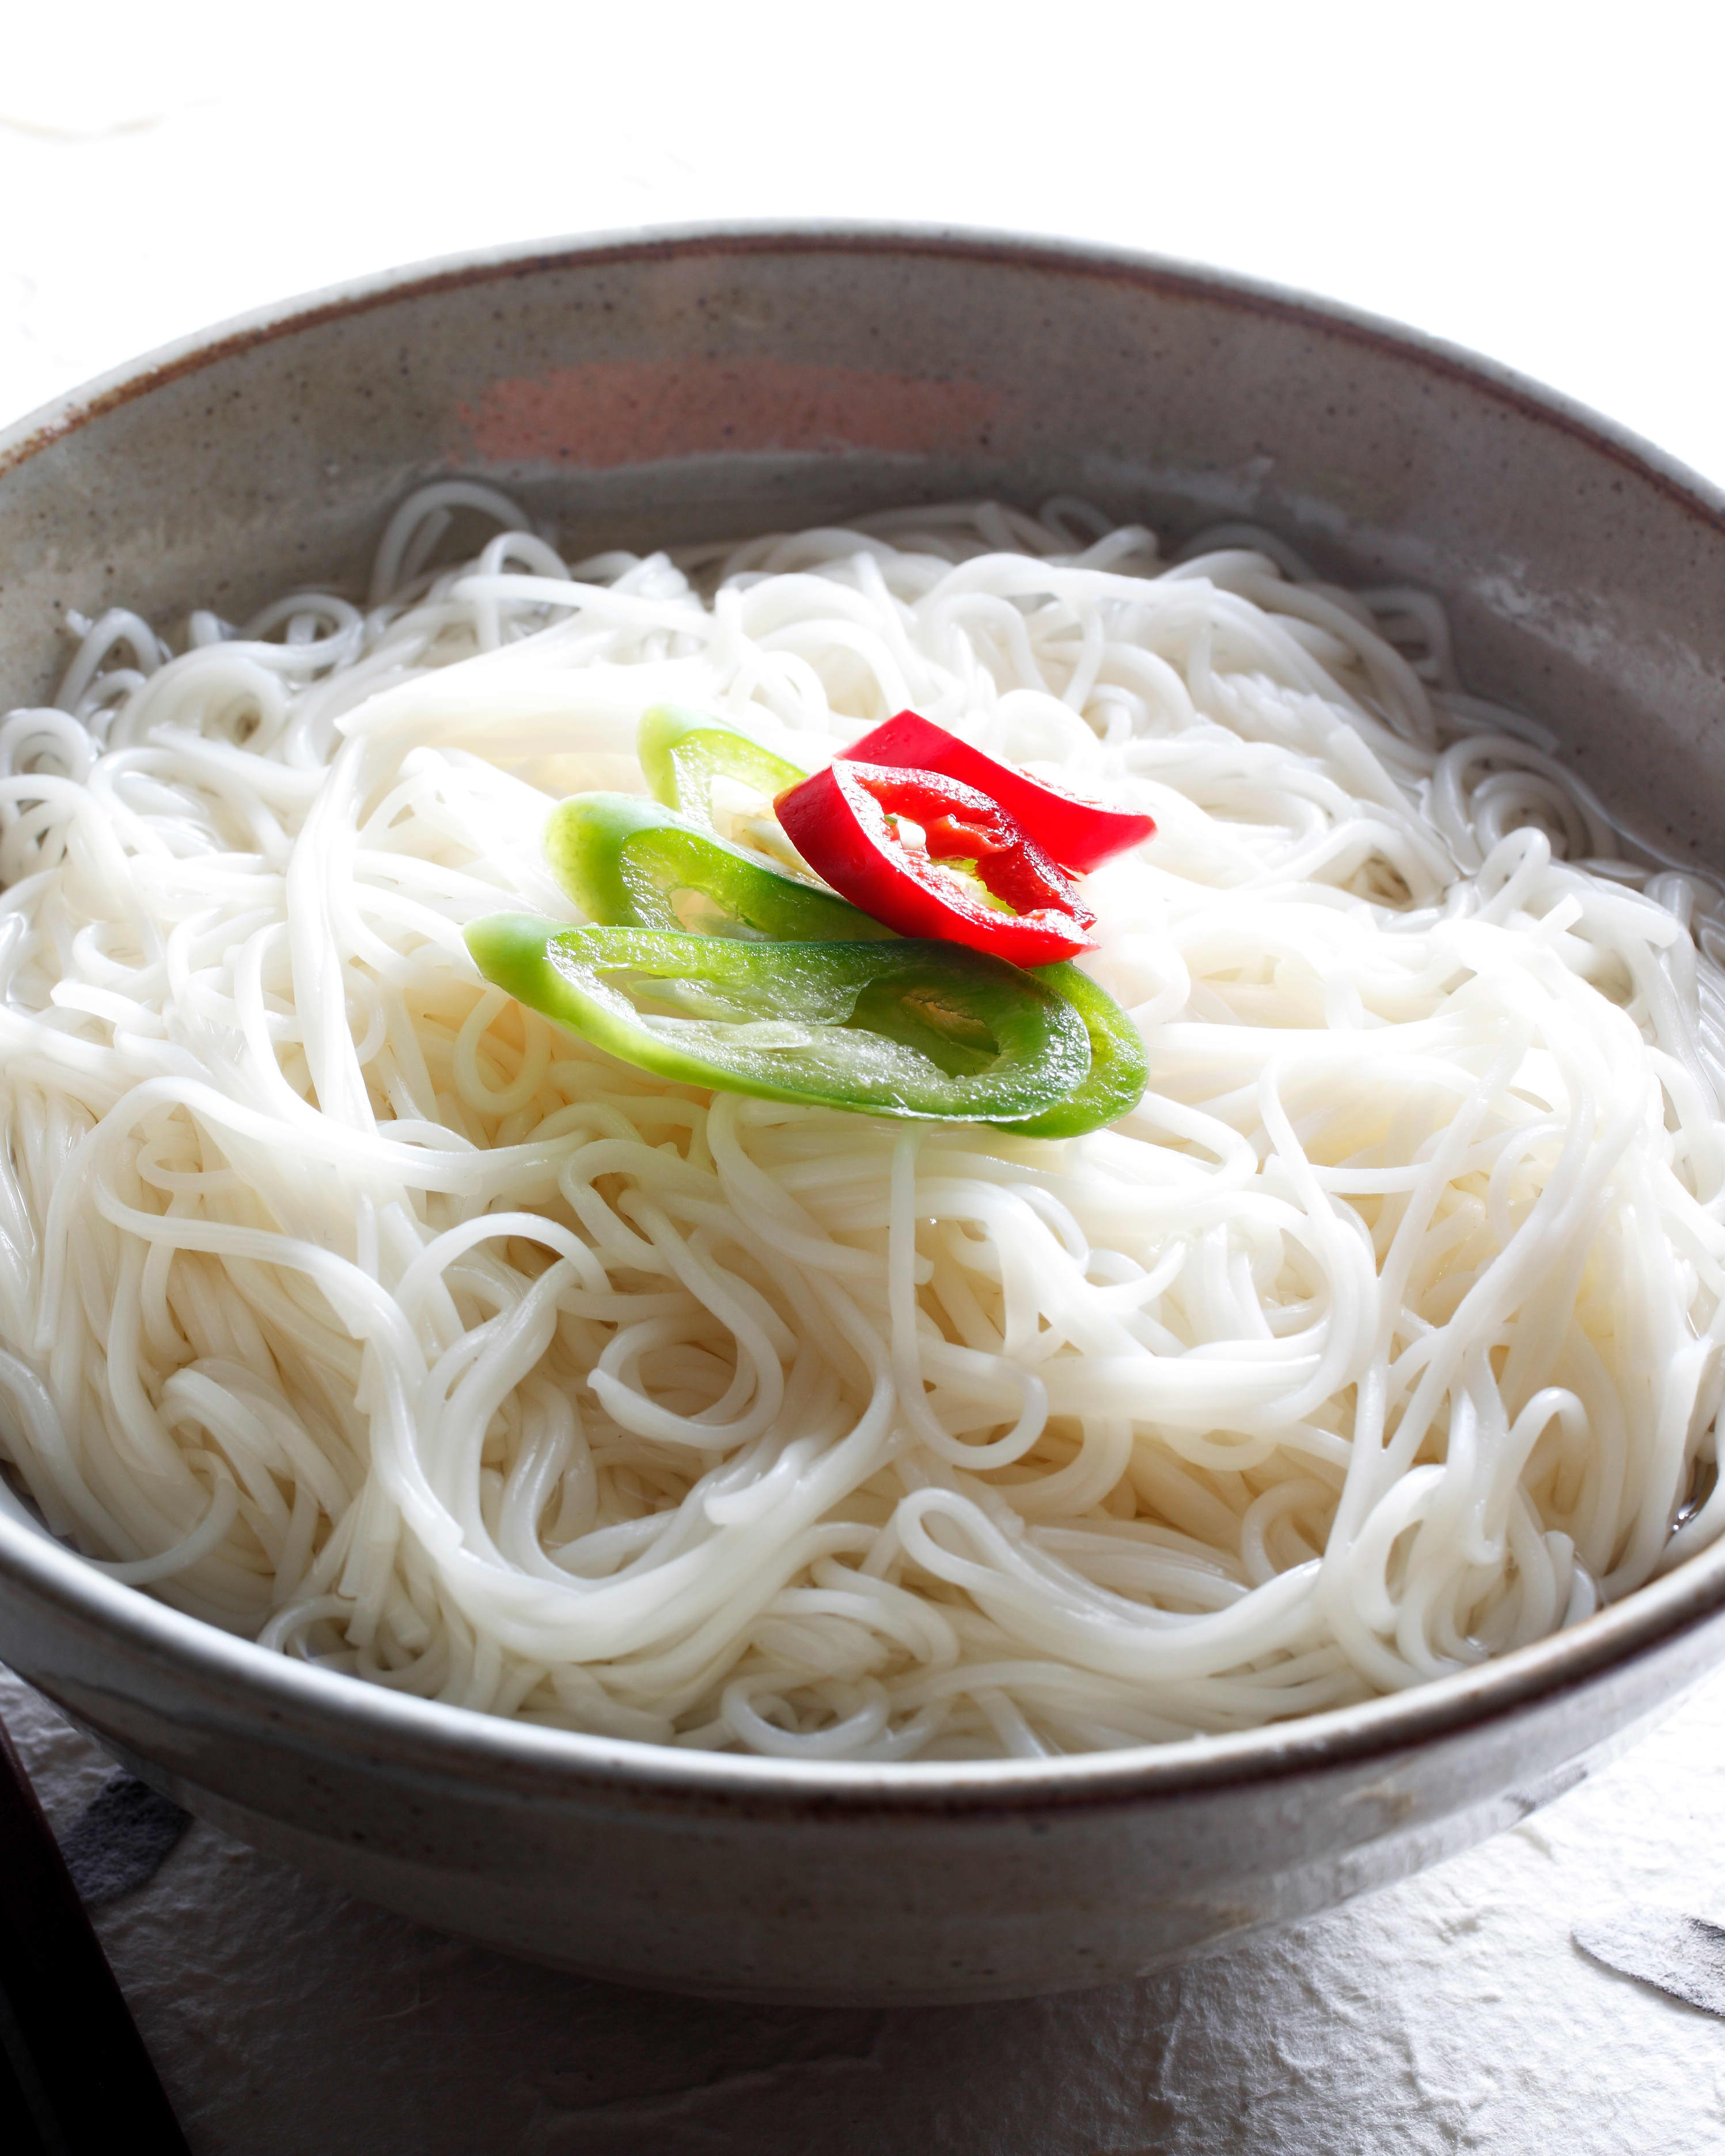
[5,9,1725,2149]
[9,1661,1725,2154]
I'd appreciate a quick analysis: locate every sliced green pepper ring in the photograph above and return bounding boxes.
[637,705,810,834]
[546,793,893,944]
[1004,962,1148,1138]
[465,917,1091,1123]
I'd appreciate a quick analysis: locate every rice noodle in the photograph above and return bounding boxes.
[3,488,1724,1759]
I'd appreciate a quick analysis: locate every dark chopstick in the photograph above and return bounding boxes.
[0,1709,191,2155]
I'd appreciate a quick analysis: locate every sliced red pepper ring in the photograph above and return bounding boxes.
[841,709,1154,874]
[774,761,1097,967]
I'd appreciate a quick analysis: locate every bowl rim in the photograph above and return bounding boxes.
[4,218,1725,1814]
[6,215,1725,529]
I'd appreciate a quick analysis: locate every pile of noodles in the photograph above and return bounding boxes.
[2,483,1724,1760]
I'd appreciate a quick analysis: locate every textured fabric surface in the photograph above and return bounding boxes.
[6,1659,1725,2155]
[1575,1908,1725,2020]
[56,1772,191,1910]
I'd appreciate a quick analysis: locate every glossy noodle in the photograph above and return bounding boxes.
[2,488,1723,1759]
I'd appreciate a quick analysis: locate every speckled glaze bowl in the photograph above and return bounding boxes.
[2,227,1724,2005]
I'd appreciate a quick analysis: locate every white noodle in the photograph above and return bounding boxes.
[2,489,1723,1760]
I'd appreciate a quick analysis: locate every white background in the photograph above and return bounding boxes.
[5,7,1725,2150]
[3,2,1724,491]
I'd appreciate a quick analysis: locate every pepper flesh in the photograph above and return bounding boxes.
[637,705,810,834]
[545,793,893,943]
[465,916,1090,1122]
[841,709,1154,873]
[994,961,1147,1137]
[773,760,1095,966]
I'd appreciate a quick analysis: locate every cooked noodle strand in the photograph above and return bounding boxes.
[1,489,1721,1758]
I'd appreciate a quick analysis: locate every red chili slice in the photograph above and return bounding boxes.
[840,711,1154,874]
[773,761,1096,966]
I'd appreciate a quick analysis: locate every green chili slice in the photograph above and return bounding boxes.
[636,705,809,834]
[545,793,893,943]
[465,917,1090,1122]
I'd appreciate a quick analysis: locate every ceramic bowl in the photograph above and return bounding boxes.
[2,227,1723,2003]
